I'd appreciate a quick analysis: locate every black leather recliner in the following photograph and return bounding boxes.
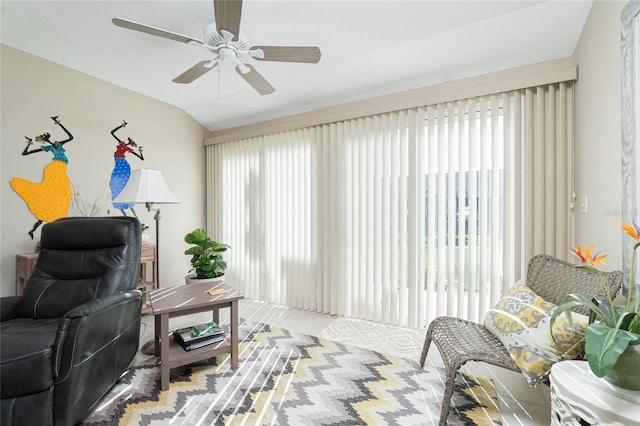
[1,216,143,425]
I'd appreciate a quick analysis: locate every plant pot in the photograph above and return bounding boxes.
[603,344,640,390]
[185,273,225,285]
[141,233,150,243]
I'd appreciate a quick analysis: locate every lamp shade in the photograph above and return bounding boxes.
[112,169,179,204]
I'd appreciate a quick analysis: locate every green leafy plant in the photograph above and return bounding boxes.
[184,228,230,279]
[550,221,640,378]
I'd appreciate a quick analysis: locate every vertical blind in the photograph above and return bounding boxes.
[207,82,574,329]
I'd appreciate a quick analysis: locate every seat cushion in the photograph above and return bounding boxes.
[484,285,588,387]
[0,318,59,398]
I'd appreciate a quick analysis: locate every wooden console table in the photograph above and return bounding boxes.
[139,242,157,313]
[15,253,38,296]
[16,243,157,313]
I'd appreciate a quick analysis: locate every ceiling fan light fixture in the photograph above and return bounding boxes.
[237,63,250,74]
[218,46,237,63]
[249,48,264,59]
[220,29,234,43]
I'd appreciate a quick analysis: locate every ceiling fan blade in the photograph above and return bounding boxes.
[173,60,218,84]
[112,18,202,45]
[250,46,321,64]
[214,0,243,41]
[235,63,275,95]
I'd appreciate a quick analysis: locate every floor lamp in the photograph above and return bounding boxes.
[112,168,180,291]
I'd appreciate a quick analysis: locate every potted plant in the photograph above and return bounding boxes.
[550,220,640,390]
[184,228,230,282]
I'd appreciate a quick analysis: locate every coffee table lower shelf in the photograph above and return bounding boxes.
[165,336,232,369]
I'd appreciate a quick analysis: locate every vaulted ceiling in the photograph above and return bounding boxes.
[0,1,592,132]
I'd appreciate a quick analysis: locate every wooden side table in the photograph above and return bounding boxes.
[149,280,243,391]
[550,360,640,425]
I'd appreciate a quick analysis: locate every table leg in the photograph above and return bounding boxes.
[213,308,220,325]
[159,313,170,391]
[230,299,238,369]
[154,314,161,356]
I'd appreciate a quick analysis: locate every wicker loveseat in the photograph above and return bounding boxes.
[419,254,623,425]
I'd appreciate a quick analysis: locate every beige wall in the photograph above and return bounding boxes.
[574,0,626,271]
[0,45,208,296]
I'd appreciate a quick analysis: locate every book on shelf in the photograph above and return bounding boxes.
[174,333,225,351]
[172,321,224,345]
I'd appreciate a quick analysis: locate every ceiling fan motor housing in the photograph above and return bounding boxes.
[203,22,248,54]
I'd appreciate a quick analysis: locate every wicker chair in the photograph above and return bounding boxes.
[419,254,623,426]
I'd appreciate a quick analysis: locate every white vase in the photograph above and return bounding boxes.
[141,233,150,243]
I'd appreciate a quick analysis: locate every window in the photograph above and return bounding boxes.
[207,83,574,328]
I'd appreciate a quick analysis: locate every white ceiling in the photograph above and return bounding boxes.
[1,0,592,132]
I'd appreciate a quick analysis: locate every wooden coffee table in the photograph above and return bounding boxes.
[148,280,244,391]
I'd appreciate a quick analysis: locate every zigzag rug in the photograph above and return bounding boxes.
[80,321,500,425]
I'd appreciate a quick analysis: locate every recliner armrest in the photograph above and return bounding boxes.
[0,296,21,321]
[63,290,142,319]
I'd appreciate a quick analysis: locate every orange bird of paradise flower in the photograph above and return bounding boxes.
[570,243,608,267]
[621,220,640,241]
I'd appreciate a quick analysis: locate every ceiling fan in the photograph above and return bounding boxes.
[113,0,321,95]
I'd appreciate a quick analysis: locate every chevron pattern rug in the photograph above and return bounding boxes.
[81,321,500,425]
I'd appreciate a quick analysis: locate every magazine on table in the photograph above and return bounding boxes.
[175,333,225,351]
[172,321,224,344]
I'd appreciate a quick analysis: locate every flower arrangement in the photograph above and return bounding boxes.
[551,221,640,384]
[70,182,110,216]
[184,228,230,279]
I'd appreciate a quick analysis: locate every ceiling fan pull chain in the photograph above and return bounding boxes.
[217,63,222,100]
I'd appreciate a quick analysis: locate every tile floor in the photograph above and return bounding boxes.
[137,298,551,425]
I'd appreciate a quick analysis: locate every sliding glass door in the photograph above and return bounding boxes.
[207,83,574,329]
